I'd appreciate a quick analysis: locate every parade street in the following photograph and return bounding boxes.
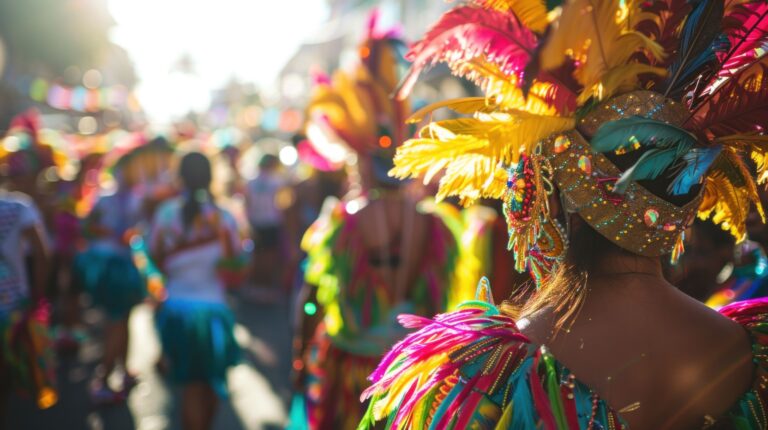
[8,290,292,430]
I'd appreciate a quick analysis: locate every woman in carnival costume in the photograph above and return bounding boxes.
[292,13,459,430]
[149,152,242,430]
[360,1,768,428]
[75,152,146,404]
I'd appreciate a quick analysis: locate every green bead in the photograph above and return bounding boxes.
[304,302,318,316]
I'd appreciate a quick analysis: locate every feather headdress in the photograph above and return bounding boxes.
[305,11,410,168]
[391,0,768,268]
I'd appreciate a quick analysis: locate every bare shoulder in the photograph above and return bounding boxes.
[537,281,754,429]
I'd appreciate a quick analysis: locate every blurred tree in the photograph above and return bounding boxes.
[0,0,113,75]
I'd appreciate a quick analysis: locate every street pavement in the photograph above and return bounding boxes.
[7,288,293,430]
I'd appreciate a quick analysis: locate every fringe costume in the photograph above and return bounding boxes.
[301,198,457,429]
[361,285,768,429]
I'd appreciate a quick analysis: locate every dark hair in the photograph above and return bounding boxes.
[258,154,279,170]
[179,152,212,228]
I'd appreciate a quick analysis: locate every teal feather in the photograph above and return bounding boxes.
[591,117,698,153]
[511,356,537,429]
[669,146,722,195]
[592,117,698,193]
[614,147,687,193]
[664,0,725,97]
[428,382,463,430]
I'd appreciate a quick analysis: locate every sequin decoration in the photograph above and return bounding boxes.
[644,208,660,227]
[578,155,592,174]
[553,135,571,154]
[663,223,677,232]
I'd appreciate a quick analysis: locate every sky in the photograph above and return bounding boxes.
[108,0,330,124]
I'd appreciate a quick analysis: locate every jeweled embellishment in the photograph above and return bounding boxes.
[643,208,660,227]
[553,135,571,154]
[663,223,677,232]
[577,155,592,174]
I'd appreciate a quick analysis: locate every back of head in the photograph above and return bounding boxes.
[384,1,768,328]
[180,152,212,192]
[179,152,212,228]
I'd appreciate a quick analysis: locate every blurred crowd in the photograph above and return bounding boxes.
[1,2,767,430]
[1,103,767,430]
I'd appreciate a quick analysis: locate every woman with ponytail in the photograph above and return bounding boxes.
[149,152,241,430]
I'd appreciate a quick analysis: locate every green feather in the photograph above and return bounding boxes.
[614,148,687,193]
[591,117,698,193]
[591,117,698,153]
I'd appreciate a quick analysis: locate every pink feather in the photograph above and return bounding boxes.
[718,1,768,77]
[396,5,538,98]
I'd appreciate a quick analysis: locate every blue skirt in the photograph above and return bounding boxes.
[73,248,146,319]
[155,299,240,397]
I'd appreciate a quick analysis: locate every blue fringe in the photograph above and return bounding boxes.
[155,299,240,398]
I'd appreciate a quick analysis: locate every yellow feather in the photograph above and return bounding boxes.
[308,71,376,145]
[473,0,550,33]
[373,353,450,420]
[454,60,562,115]
[407,97,492,123]
[699,149,764,241]
[392,113,574,204]
[579,63,667,104]
[540,0,665,105]
[715,134,768,185]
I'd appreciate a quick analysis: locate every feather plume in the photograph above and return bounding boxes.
[699,148,764,240]
[591,117,698,192]
[591,117,698,152]
[470,0,550,33]
[753,147,768,184]
[614,147,687,192]
[718,1,768,78]
[635,0,693,67]
[407,97,493,123]
[663,0,725,97]
[715,134,768,184]
[391,113,574,204]
[669,146,722,195]
[539,0,667,104]
[688,57,768,137]
[454,60,573,114]
[397,6,538,98]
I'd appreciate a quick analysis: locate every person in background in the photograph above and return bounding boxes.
[0,189,57,425]
[74,158,146,405]
[291,14,458,430]
[50,153,103,353]
[245,153,287,289]
[283,144,347,290]
[149,152,241,430]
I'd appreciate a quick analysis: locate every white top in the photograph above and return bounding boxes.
[245,171,286,227]
[150,198,240,304]
[0,191,45,313]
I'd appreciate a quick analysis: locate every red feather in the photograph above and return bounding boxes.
[718,1,768,77]
[635,0,693,65]
[396,5,538,99]
[633,0,692,89]
[687,57,768,138]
